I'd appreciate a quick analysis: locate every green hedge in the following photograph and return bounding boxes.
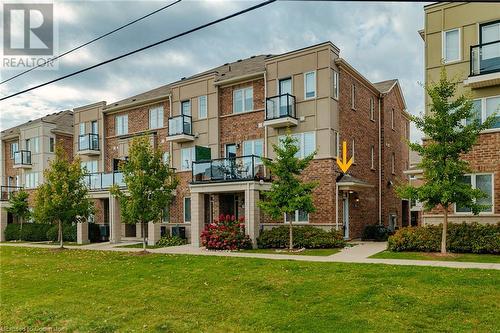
[257,225,345,249]
[4,223,52,241]
[156,235,186,247]
[46,224,77,242]
[362,224,391,241]
[388,223,500,254]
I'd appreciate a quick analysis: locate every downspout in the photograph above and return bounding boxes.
[169,94,173,166]
[378,95,383,225]
[263,71,268,159]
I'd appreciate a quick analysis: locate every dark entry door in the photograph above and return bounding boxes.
[402,200,409,227]
[220,194,236,218]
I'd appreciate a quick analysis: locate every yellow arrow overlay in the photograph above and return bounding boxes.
[336,141,353,173]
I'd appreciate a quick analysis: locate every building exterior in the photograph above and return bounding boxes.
[419,2,500,225]
[0,41,410,246]
[0,111,74,240]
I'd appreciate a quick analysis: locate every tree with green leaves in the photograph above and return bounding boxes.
[111,136,178,251]
[397,69,496,254]
[258,132,317,250]
[33,144,94,248]
[6,189,30,241]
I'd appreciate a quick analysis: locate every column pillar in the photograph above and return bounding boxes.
[190,192,205,247]
[136,223,142,239]
[245,189,260,248]
[147,222,161,246]
[109,195,121,243]
[0,206,8,242]
[77,222,89,244]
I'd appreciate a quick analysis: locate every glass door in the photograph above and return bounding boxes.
[278,78,292,117]
[480,21,500,73]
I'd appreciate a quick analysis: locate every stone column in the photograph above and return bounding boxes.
[190,192,205,247]
[0,207,8,242]
[109,195,121,243]
[147,222,161,246]
[136,223,142,239]
[77,222,90,244]
[244,189,260,248]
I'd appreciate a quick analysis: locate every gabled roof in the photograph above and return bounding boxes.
[373,79,398,94]
[1,110,73,139]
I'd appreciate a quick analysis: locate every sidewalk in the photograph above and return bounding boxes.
[1,241,499,270]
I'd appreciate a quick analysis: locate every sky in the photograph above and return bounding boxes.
[0,0,427,142]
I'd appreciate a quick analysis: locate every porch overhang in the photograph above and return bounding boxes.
[189,180,271,194]
[336,174,374,191]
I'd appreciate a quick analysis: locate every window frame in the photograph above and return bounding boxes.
[304,71,317,100]
[149,106,164,129]
[10,142,18,159]
[455,173,494,214]
[351,138,355,163]
[370,97,375,121]
[442,28,461,63]
[284,210,309,224]
[278,131,316,159]
[181,100,191,116]
[49,137,55,153]
[391,152,396,174]
[463,95,500,130]
[332,70,339,100]
[351,84,356,110]
[370,145,375,170]
[184,197,191,223]
[233,87,254,113]
[115,114,128,136]
[79,123,85,135]
[198,95,207,119]
[391,108,395,130]
[180,147,195,171]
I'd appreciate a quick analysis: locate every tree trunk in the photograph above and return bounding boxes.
[142,221,147,252]
[441,206,448,254]
[289,219,293,250]
[19,217,23,242]
[58,220,63,249]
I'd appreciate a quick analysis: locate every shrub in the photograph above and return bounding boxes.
[156,235,186,247]
[257,225,345,249]
[201,215,252,250]
[46,224,77,242]
[388,223,500,254]
[4,223,52,241]
[362,224,391,241]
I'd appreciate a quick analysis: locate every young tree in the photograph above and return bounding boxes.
[258,132,317,250]
[6,189,30,241]
[398,70,495,254]
[111,136,178,252]
[33,144,94,248]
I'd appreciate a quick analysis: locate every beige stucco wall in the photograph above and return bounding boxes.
[73,102,105,172]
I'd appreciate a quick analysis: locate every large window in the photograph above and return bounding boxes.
[81,160,98,173]
[279,132,315,158]
[456,174,494,213]
[233,87,253,113]
[443,28,460,62]
[116,115,128,135]
[332,70,339,100]
[304,71,316,99]
[25,172,39,189]
[181,147,195,171]
[79,123,85,135]
[198,95,207,119]
[10,142,18,159]
[149,106,164,129]
[285,210,309,223]
[181,100,191,115]
[243,139,263,164]
[32,137,39,153]
[184,197,191,222]
[466,96,500,129]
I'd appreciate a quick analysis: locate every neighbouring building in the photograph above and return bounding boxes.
[418,2,500,225]
[0,111,74,240]
[0,41,411,246]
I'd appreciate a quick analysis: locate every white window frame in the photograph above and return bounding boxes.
[455,173,494,214]
[180,147,195,171]
[32,137,39,154]
[280,132,316,159]
[181,100,191,116]
[184,197,191,223]
[149,106,164,129]
[464,95,500,130]
[351,138,355,163]
[442,28,461,63]
[371,145,375,170]
[79,123,85,135]
[304,71,316,100]
[10,142,18,159]
[332,70,339,100]
[233,87,253,113]
[24,172,39,189]
[115,114,128,136]
[198,95,207,119]
[370,97,375,121]
[391,108,395,130]
[49,137,55,153]
[284,210,309,223]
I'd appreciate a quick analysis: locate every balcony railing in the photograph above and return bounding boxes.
[14,150,31,166]
[192,155,271,183]
[168,114,193,136]
[470,40,500,76]
[78,133,99,151]
[84,172,125,191]
[265,93,296,120]
[0,186,23,201]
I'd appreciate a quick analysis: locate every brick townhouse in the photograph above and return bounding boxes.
[0,41,410,246]
[412,3,500,225]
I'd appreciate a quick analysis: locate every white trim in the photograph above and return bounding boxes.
[303,70,316,100]
[369,97,375,121]
[442,28,461,63]
[148,105,164,129]
[198,95,207,119]
[454,173,495,214]
[233,86,254,113]
[332,70,339,100]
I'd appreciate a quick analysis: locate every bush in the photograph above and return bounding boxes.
[46,224,77,242]
[4,223,52,241]
[156,235,186,247]
[257,225,345,249]
[362,224,391,241]
[388,223,500,254]
[201,215,252,250]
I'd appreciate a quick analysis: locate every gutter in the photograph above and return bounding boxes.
[213,71,265,86]
[104,93,171,114]
[378,95,383,225]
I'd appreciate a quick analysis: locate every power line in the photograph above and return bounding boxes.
[0,0,182,85]
[1,0,276,102]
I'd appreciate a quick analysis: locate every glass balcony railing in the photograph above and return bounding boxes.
[78,133,99,151]
[0,186,23,201]
[192,155,271,183]
[265,93,296,120]
[168,114,193,136]
[14,150,31,166]
[470,40,500,76]
[84,172,125,191]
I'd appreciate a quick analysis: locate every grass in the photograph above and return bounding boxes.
[371,250,500,263]
[1,246,499,332]
[239,248,340,256]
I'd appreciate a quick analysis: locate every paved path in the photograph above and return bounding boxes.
[1,241,499,270]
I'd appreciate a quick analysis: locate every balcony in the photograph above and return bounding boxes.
[78,133,100,155]
[0,186,23,201]
[84,172,125,191]
[465,40,500,88]
[264,93,298,128]
[167,115,194,142]
[13,150,31,169]
[192,155,271,184]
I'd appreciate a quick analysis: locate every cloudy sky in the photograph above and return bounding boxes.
[0,0,426,142]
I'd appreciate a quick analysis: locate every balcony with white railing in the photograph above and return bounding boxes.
[264,93,298,128]
[166,114,194,143]
[13,150,31,169]
[78,133,100,156]
[465,40,500,88]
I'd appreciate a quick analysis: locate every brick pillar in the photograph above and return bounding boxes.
[77,222,89,244]
[110,196,121,243]
[0,207,8,242]
[244,189,260,248]
[190,192,205,247]
[147,222,161,246]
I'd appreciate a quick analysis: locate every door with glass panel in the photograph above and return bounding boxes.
[225,144,237,179]
[480,21,500,74]
[278,78,292,117]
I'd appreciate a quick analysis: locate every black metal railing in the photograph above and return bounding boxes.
[0,186,23,201]
[192,155,271,183]
[84,172,125,191]
[470,40,500,76]
[78,133,99,151]
[14,150,31,166]
[265,93,296,120]
[168,114,193,136]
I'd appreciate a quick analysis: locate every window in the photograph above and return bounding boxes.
[391,108,395,129]
[181,147,195,171]
[79,123,85,135]
[391,152,395,174]
[162,152,170,165]
[91,121,98,134]
[80,160,98,173]
[465,96,500,129]
[351,138,355,163]
[25,139,31,151]
[233,87,253,113]
[443,28,460,62]
[371,145,375,170]
[184,197,191,222]
[280,132,315,159]
[32,137,39,153]
[332,70,339,100]
[149,106,164,129]
[49,137,55,153]
[25,172,39,189]
[370,97,375,121]
[115,115,128,135]
[351,84,356,109]
[243,139,263,164]
[10,142,18,159]
[162,205,170,223]
[198,95,207,119]
[456,174,493,213]
[181,100,191,115]
[285,210,309,223]
[304,71,316,99]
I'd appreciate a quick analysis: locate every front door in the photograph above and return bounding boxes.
[402,200,409,227]
[343,193,349,239]
[225,144,236,158]
[220,194,237,218]
[278,78,292,116]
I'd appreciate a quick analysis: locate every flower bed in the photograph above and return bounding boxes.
[201,215,252,250]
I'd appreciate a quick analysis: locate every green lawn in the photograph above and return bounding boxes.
[240,248,340,256]
[1,247,499,332]
[371,250,500,263]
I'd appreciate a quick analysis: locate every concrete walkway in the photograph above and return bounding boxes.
[1,241,499,270]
